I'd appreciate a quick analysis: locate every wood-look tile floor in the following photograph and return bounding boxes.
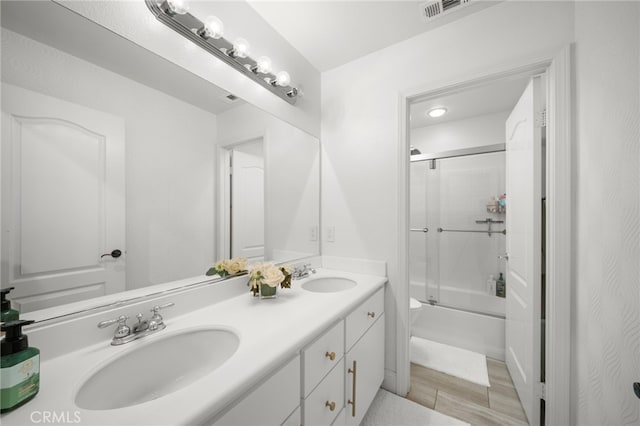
[407,358,529,426]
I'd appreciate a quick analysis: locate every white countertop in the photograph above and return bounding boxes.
[2,268,386,426]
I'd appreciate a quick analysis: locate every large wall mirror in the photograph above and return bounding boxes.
[0,1,320,316]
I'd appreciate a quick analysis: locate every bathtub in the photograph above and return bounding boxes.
[410,281,505,361]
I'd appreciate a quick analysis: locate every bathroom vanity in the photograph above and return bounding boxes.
[1,266,386,425]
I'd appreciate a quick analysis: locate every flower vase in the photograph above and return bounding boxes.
[259,284,277,299]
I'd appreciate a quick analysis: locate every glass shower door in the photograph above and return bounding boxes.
[410,151,506,317]
[433,152,506,316]
[409,160,440,304]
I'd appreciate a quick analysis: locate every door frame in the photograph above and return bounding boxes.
[396,46,572,426]
[216,137,265,261]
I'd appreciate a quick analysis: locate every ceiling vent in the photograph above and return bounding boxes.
[421,0,471,20]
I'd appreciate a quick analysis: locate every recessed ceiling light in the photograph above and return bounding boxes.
[427,107,448,118]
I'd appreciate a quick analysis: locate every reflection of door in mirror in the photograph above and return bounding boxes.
[1,83,125,313]
[229,139,264,262]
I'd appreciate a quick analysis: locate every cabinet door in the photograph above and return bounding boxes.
[211,355,300,425]
[345,314,385,426]
[282,406,300,426]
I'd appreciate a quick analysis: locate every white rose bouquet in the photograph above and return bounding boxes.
[206,257,248,277]
[248,263,294,296]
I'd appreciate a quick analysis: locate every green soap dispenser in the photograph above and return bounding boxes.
[1,287,20,323]
[1,320,40,413]
[1,287,19,340]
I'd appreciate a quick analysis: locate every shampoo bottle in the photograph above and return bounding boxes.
[486,275,496,295]
[496,273,506,298]
[1,320,40,413]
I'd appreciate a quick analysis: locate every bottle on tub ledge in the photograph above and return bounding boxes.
[486,274,496,295]
[496,273,506,298]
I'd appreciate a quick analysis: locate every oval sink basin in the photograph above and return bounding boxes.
[301,277,357,293]
[75,327,239,410]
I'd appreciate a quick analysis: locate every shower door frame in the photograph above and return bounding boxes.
[410,144,507,313]
[396,47,572,426]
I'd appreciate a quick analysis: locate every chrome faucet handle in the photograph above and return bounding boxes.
[149,302,174,329]
[295,263,311,274]
[97,315,131,339]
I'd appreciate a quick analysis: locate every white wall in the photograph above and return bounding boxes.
[411,111,509,153]
[321,1,574,391]
[573,2,640,424]
[217,104,320,262]
[59,0,321,138]
[2,29,217,290]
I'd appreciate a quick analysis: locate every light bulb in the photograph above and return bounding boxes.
[427,107,447,118]
[230,38,250,58]
[255,56,272,74]
[202,16,224,39]
[274,71,291,87]
[166,0,189,15]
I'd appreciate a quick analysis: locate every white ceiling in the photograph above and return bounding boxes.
[409,76,530,129]
[248,0,501,72]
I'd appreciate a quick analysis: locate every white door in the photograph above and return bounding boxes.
[231,142,264,262]
[1,83,125,313]
[504,76,544,425]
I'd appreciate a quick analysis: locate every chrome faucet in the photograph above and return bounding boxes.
[98,302,174,345]
[292,263,316,280]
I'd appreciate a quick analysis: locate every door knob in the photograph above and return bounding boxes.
[101,249,122,259]
[410,228,429,233]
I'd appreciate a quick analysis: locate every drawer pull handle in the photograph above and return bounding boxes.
[367,311,376,318]
[325,351,336,361]
[348,360,357,417]
[325,401,336,411]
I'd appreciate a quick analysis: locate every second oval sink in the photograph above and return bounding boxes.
[75,327,239,410]
[301,277,357,293]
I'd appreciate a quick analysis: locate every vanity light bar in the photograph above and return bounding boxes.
[145,0,299,105]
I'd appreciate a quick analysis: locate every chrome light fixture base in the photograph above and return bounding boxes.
[146,0,298,105]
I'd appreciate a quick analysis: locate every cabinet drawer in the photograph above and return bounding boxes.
[345,288,384,351]
[303,358,344,426]
[302,320,344,397]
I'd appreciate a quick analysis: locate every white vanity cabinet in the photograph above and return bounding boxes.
[343,288,385,426]
[210,286,385,426]
[301,287,385,426]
